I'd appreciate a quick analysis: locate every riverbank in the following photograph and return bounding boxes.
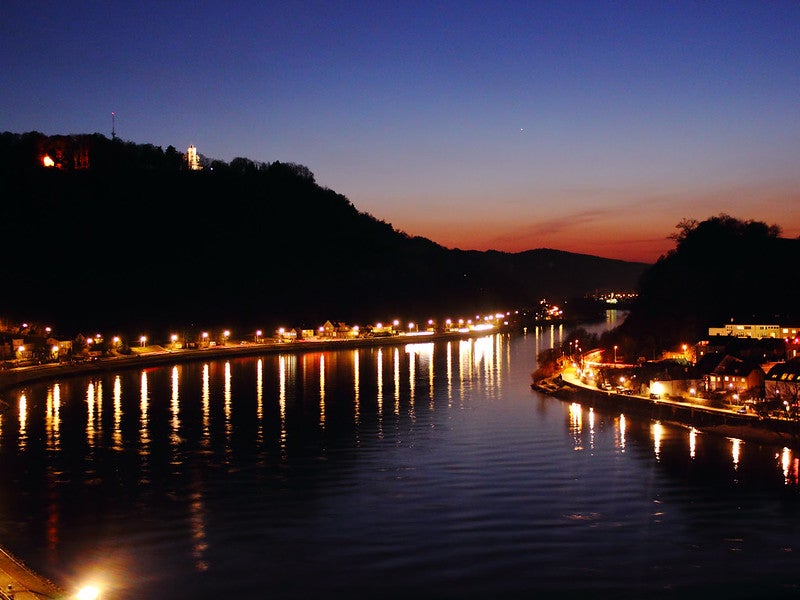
[0,544,65,600]
[0,328,499,395]
[533,367,800,450]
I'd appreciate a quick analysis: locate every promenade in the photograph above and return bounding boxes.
[537,364,800,449]
[0,329,499,395]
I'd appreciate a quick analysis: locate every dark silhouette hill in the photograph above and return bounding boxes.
[0,132,647,337]
[613,215,800,357]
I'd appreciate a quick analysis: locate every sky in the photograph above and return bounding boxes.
[3,1,799,263]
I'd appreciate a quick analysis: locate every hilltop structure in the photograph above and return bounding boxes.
[187,144,201,170]
[38,134,91,170]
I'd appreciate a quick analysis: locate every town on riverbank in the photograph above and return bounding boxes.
[532,321,800,450]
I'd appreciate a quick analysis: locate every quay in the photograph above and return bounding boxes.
[533,365,800,450]
[0,328,499,394]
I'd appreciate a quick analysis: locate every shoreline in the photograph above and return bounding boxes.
[0,328,500,395]
[533,369,800,450]
[0,544,65,599]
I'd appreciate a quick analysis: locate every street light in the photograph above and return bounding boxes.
[76,585,100,600]
[614,345,618,364]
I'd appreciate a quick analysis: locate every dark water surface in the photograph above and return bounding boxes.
[2,313,800,599]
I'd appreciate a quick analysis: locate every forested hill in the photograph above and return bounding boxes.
[0,132,647,335]
[614,215,800,357]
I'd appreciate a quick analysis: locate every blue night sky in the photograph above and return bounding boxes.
[3,1,799,263]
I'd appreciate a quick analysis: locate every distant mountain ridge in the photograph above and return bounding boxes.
[0,132,648,336]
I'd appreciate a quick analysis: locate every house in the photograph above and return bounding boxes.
[764,357,800,405]
[705,355,765,399]
[708,323,784,339]
[639,359,703,399]
[316,321,355,339]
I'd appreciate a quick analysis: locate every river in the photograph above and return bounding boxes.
[1,311,799,599]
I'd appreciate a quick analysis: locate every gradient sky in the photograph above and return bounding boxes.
[3,1,799,263]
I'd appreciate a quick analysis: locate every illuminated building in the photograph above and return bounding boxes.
[187,144,201,170]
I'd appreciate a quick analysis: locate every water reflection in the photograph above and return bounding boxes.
[782,447,798,485]
[353,350,360,427]
[202,364,210,450]
[224,361,232,442]
[393,347,400,416]
[4,329,800,572]
[568,403,582,451]
[46,383,60,452]
[256,359,263,444]
[9,332,800,486]
[319,354,326,429]
[731,437,741,469]
[18,393,26,450]
[376,348,384,437]
[113,376,122,450]
[564,398,800,485]
[171,366,180,446]
[4,322,800,599]
[86,382,95,446]
[652,422,663,460]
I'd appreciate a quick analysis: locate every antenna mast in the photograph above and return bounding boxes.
[111,112,116,139]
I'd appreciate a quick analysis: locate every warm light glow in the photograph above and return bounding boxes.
[42,154,55,167]
[651,382,664,397]
[76,585,101,600]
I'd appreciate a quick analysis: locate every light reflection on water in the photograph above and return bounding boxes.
[1,313,800,599]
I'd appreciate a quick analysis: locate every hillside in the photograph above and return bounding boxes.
[0,132,648,336]
[613,215,800,357]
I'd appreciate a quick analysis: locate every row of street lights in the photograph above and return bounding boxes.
[120,312,512,349]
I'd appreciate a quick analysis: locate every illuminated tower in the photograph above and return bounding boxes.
[187,144,201,170]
